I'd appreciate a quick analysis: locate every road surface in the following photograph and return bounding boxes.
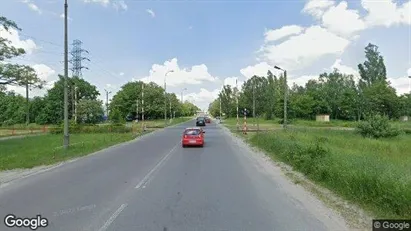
[0,120,348,231]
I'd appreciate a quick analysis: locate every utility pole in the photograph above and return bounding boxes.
[136,99,139,121]
[274,66,287,129]
[181,88,187,103]
[284,70,288,129]
[164,70,173,126]
[141,83,145,131]
[408,75,411,94]
[219,96,222,120]
[104,89,111,118]
[74,85,77,123]
[253,78,256,127]
[63,0,69,149]
[164,81,167,126]
[25,76,29,125]
[236,78,239,130]
[169,99,172,121]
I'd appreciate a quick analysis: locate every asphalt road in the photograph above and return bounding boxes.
[0,119,347,231]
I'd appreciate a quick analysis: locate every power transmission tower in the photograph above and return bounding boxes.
[69,39,90,77]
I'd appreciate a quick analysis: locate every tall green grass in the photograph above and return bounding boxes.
[249,129,411,218]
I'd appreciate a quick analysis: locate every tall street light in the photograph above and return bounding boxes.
[164,70,174,126]
[236,78,239,129]
[408,68,411,94]
[181,87,187,103]
[274,65,288,129]
[63,0,69,149]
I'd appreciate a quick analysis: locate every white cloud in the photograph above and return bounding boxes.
[146,9,155,18]
[407,68,411,77]
[330,59,359,79]
[59,13,73,21]
[0,26,37,55]
[83,0,127,10]
[138,58,218,87]
[259,26,350,71]
[388,76,411,95]
[264,25,304,42]
[361,0,411,28]
[222,77,244,91]
[302,0,335,19]
[22,0,42,14]
[32,64,56,81]
[185,88,220,104]
[113,0,128,11]
[83,0,110,6]
[240,62,283,79]
[289,75,319,87]
[119,72,125,76]
[321,1,366,37]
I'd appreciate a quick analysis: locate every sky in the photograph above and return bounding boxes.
[1,0,411,111]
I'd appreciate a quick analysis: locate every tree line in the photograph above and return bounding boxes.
[209,43,411,122]
[0,16,199,126]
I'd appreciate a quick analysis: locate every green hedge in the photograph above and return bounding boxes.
[50,124,132,134]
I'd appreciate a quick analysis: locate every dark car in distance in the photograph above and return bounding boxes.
[196,117,206,126]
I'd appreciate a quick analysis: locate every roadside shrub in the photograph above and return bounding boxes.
[49,124,132,134]
[278,118,293,124]
[356,114,402,139]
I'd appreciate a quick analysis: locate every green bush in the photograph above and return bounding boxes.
[356,114,402,139]
[49,124,132,134]
[278,118,293,124]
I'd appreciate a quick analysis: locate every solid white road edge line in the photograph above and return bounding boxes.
[98,203,128,231]
[135,142,179,189]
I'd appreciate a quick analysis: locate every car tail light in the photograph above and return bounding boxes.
[183,135,187,138]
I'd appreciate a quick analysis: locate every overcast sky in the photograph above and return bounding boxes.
[1,0,411,110]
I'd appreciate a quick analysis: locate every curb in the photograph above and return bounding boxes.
[0,118,194,188]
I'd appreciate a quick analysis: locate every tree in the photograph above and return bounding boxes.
[0,16,44,88]
[0,91,26,125]
[358,43,387,88]
[109,81,186,121]
[36,75,100,124]
[76,99,104,124]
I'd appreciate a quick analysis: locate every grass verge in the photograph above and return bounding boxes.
[0,132,143,171]
[223,117,411,130]
[246,129,411,219]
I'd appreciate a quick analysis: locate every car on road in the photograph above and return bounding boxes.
[205,117,211,123]
[196,117,206,126]
[182,127,205,147]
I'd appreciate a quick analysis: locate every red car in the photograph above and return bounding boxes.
[182,127,205,147]
[205,117,211,123]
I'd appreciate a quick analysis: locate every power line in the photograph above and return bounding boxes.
[19,32,63,48]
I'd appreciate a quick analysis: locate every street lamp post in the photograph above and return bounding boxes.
[63,0,69,149]
[164,70,174,127]
[181,88,187,103]
[274,66,287,129]
[408,75,411,94]
[236,78,239,130]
